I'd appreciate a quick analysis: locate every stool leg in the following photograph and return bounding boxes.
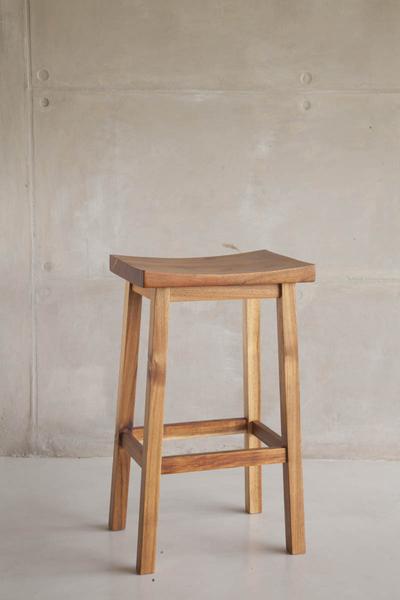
[277,283,306,554]
[243,299,262,514]
[136,288,170,575]
[109,283,142,531]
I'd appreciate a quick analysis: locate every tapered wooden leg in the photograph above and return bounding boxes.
[277,283,306,554]
[243,299,262,514]
[136,288,170,575]
[109,283,142,531]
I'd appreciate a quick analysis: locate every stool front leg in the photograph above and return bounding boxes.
[277,283,306,554]
[243,299,262,513]
[109,283,142,531]
[136,288,170,575]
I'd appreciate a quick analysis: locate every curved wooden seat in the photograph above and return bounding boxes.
[110,249,315,288]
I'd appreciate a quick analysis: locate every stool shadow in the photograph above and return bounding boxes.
[84,523,110,532]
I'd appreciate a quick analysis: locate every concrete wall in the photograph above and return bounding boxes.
[2,0,400,458]
[0,0,32,454]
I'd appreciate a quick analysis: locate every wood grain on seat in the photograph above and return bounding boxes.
[110,250,315,288]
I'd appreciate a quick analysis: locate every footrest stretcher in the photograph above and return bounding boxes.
[120,417,287,475]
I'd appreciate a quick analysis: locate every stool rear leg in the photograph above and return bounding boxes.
[136,288,170,575]
[109,283,142,531]
[277,283,306,554]
[243,299,262,513]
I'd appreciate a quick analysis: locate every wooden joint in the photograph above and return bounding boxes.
[120,429,143,467]
[131,284,154,300]
[250,420,283,448]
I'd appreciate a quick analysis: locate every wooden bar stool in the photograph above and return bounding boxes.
[108,249,315,574]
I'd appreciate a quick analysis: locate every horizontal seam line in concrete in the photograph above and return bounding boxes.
[31,86,400,95]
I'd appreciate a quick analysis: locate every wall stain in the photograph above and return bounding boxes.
[222,243,240,252]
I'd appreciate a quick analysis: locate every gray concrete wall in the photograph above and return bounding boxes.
[0,0,32,454]
[2,0,400,458]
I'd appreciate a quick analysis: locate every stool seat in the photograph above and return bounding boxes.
[110,249,315,288]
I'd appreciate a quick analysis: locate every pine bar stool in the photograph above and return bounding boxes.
[108,249,315,574]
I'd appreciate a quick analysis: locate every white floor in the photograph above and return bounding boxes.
[1,458,399,600]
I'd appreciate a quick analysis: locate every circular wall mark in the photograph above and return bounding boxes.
[37,68,50,81]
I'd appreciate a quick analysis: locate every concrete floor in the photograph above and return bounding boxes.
[1,458,399,599]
